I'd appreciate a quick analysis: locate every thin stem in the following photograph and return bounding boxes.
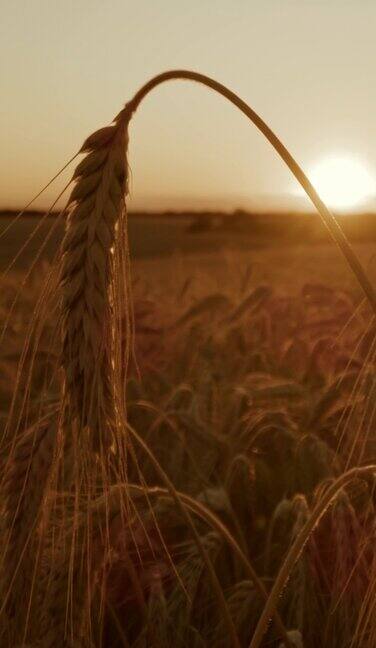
[122,483,293,648]
[126,422,241,647]
[249,465,376,648]
[118,69,376,314]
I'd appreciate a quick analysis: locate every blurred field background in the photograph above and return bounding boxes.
[2,210,376,646]
[2,210,376,287]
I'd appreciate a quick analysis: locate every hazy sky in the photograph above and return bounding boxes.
[2,0,376,211]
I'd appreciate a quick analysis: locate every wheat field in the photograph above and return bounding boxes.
[1,71,376,648]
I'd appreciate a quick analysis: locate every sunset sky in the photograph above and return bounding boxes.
[2,0,376,212]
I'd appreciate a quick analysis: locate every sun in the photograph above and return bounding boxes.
[306,155,375,210]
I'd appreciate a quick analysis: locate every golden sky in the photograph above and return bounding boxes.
[1,0,376,211]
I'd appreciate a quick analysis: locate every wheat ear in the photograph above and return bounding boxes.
[60,105,133,450]
[1,414,57,641]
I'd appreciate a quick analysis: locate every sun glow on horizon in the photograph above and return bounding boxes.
[306,155,375,211]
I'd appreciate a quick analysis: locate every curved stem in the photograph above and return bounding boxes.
[118,69,376,314]
[124,483,293,648]
[249,465,376,648]
[125,422,241,647]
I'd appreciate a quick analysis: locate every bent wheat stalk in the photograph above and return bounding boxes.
[61,69,376,450]
[123,70,376,313]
